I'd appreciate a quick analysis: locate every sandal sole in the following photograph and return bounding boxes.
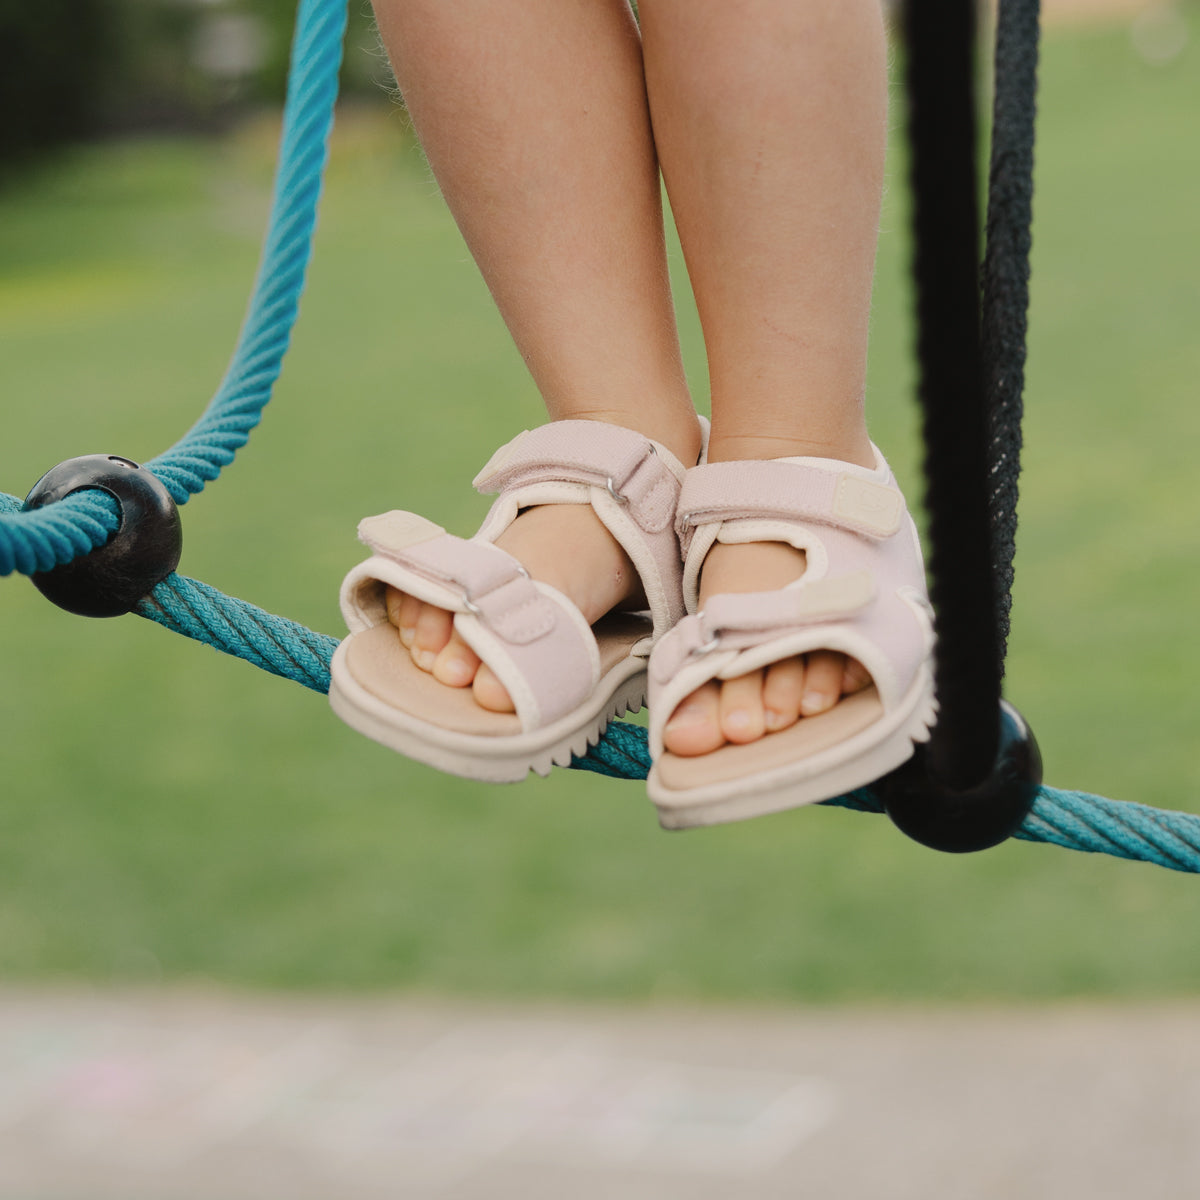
[647,664,936,829]
[330,636,648,783]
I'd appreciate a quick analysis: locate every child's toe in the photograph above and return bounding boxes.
[385,587,422,648]
[842,656,871,695]
[719,669,766,744]
[432,630,481,688]
[763,657,806,732]
[800,650,844,716]
[412,602,454,671]
[473,663,516,713]
[663,681,724,756]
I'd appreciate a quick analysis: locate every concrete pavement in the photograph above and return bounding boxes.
[1,989,1198,1199]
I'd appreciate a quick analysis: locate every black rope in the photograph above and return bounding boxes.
[982,0,1041,665]
[902,0,1003,790]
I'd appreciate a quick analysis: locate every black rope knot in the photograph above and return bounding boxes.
[879,700,1042,853]
[24,456,183,617]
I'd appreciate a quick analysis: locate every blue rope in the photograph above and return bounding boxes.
[0,489,121,577]
[136,574,339,693]
[0,0,348,573]
[127,574,1200,876]
[147,0,346,503]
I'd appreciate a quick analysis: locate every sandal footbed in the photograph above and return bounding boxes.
[345,613,653,738]
[654,685,884,792]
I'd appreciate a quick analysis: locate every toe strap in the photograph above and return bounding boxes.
[340,510,601,732]
[648,573,934,757]
[649,573,875,687]
[675,456,906,548]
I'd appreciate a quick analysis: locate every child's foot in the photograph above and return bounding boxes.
[660,540,870,756]
[333,418,700,783]
[385,502,644,712]
[646,445,934,828]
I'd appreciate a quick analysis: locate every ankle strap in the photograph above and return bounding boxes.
[473,421,686,535]
[676,456,905,546]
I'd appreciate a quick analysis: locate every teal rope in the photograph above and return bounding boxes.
[146,0,347,503]
[129,573,1200,875]
[0,489,120,576]
[0,0,348,572]
[137,574,338,693]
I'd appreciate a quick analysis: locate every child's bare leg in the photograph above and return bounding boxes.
[372,0,699,710]
[639,0,889,754]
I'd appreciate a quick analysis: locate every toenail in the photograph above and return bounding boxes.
[439,657,473,686]
[801,691,830,715]
[414,649,436,672]
[765,709,787,732]
[725,710,754,733]
[666,704,706,730]
[398,626,416,647]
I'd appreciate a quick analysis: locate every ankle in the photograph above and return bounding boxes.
[494,503,641,624]
[552,408,703,470]
[706,431,874,469]
[698,540,807,608]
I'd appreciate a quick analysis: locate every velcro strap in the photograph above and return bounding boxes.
[472,421,679,533]
[701,572,875,634]
[360,511,521,599]
[358,512,558,646]
[649,573,874,684]
[676,460,904,539]
[471,574,557,644]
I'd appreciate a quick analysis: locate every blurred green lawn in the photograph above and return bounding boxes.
[1,20,1198,1001]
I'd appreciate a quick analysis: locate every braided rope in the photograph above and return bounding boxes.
[127,575,1200,875]
[0,488,120,576]
[983,0,1041,668]
[147,0,346,502]
[136,574,339,693]
[0,0,348,573]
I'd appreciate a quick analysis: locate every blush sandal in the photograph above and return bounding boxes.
[646,447,937,828]
[330,420,694,782]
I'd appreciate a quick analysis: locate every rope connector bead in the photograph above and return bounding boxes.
[24,456,183,618]
[878,700,1042,853]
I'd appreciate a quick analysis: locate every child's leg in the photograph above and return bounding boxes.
[371,0,700,710]
[638,0,891,754]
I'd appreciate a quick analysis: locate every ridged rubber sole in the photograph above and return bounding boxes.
[647,666,937,830]
[329,639,647,783]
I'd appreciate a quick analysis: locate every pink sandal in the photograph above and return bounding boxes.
[330,421,694,781]
[647,447,937,828]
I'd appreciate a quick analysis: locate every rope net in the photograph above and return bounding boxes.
[4,0,1199,875]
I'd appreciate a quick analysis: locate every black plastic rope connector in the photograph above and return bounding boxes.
[877,700,1041,853]
[24,456,183,618]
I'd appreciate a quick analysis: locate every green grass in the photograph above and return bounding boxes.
[1,20,1199,1002]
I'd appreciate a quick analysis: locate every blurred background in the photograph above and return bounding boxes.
[0,0,1198,1196]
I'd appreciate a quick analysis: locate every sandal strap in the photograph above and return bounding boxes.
[345,511,600,731]
[474,421,681,535]
[358,511,526,613]
[649,573,876,685]
[676,457,905,545]
[702,571,876,636]
[473,420,691,640]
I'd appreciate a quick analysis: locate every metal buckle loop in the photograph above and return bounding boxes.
[605,442,656,507]
[461,562,529,616]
